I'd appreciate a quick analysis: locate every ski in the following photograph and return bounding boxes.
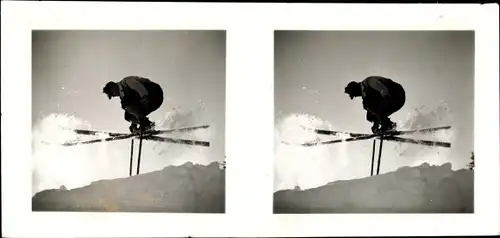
[382,136,451,148]
[62,134,210,147]
[301,132,389,146]
[308,125,451,138]
[141,136,210,147]
[301,125,366,137]
[313,128,366,137]
[379,126,451,137]
[300,126,452,147]
[301,133,451,148]
[71,125,210,137]
[62,125,210,146]
[72,129,124,137]
[62,133,146,146]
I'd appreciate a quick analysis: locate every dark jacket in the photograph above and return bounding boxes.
[117,76,164,112]
[118,76,151,103]
[360,76,405,110]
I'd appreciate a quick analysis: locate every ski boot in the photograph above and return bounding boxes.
[371,122,381,134]
[138,118,155,132]
[129,124,140,133]
[379,119,397,134]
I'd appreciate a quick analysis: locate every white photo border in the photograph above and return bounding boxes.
[1,2,499,237]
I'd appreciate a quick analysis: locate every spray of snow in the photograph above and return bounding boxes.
[274,114,351,192]
[148,102,214,166]
[32,103,215,196]
[393,101,457,168]
[31,114,110,196]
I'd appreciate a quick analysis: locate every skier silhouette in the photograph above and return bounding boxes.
[344,76,406,134]
[103,76,164,133]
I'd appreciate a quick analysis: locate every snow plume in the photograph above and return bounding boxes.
[31,113,115,196]
[155,101,212,143]
[274,113,350,192]
[148,102,214,167]
[392,101,457,168]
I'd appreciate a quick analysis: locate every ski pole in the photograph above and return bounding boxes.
[129,139,134,176]
[371,139,376,176]
[136,131,143,175]
[376,138,384,175]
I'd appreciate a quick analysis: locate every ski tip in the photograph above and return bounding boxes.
[281,140,307,146]
[281,140,292,145]
[192,125,210,129]
[299,141,319,146]
[314,129,338,135]
[301,143,317,147]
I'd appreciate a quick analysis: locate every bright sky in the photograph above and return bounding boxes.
[31,30,226,193]
[274,31,474,191]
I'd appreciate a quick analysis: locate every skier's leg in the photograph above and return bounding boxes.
[124,111,140,133]
[366,110,376,122]
[366,110,380,133]
[381,87,406,132]
[369,102,395,133]
[127,101,147,118]
[145,82,164,114]
[137,83,163,131]
[125,101,153,131]
[377,99,400,132]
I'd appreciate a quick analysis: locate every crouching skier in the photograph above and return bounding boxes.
[103,76,164,133]
[344,76,406,134]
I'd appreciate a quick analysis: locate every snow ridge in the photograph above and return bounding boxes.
[274,162,473,213]
[32,161,225,213]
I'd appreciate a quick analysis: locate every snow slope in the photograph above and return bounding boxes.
[32,161,225,213]
[274,162,473,213]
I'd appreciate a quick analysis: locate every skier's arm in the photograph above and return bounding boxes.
[121,99,128,110]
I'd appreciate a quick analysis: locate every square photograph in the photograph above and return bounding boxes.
[31,30,226,213]
[273,30,474,213]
